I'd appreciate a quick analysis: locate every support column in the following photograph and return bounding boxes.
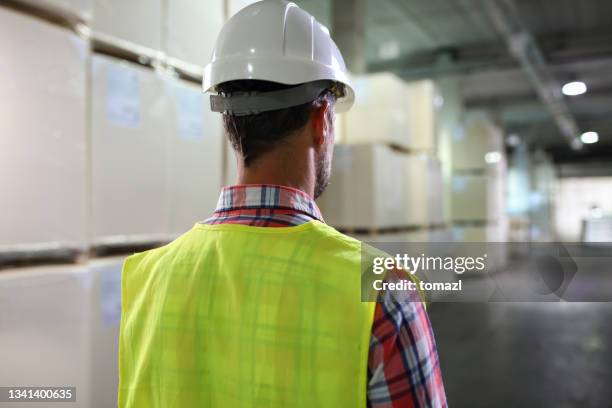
[331,0,366,74]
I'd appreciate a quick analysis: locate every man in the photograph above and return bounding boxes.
[119,1,446,407]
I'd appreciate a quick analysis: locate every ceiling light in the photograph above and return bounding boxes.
[485,151,502,164]
[506,133,521,147]
[433,95,444,108]
[580,131,599,144]
[378,41,400,60]
[562,81,587,96]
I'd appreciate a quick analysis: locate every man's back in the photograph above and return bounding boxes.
[119,220,376,407]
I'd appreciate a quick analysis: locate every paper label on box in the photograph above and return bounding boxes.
[106,66,141,128]
[101,267,122,327]
[452,177,466,191]
[173,85,204,141]
[453,126,465,141]
[71,267,94,291]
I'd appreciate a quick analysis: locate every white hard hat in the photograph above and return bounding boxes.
[203,0,354,115]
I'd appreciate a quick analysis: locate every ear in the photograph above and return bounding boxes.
[311,100,329,148]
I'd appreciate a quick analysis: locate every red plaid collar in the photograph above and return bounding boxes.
[214,184,324,222]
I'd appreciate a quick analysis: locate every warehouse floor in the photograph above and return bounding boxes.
[429,247,612,408]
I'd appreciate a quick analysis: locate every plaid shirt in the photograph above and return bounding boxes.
[203,185,447,408]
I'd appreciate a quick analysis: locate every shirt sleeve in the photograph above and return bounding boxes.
[366,268,447,408]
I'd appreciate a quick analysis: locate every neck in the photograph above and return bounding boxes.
[236,148,316,198]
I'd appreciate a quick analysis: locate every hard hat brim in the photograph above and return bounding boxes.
[203,56,355,113]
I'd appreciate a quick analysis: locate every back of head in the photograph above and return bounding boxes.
[203,0,356,168]
[218,80,336,166]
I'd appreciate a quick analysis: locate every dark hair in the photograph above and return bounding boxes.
[217,80,337,167]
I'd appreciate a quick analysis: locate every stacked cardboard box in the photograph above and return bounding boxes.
[91,55,223,244]
[317,144,409,229]
[91,0,163,50]
[452,115,504,171]
[165,0,225,67]
[341,74,439,153]
[88,258,123,407]
[342,73,411,149]
[429,228,452,243]
[0,258,125,407]
[450,112,508,270]
[90,55,172,244]
[451,221,508,243]
[451,167,505,222]
[0,8,88,251]
[333,110,347,145]
[29,0,222,67]
[405,80,438,153]
[451,220,509,269]
[19,0,224,67]
[17,0,91,20]
[406,154,445,226]
[0,264,93,407]
[350,231,430,244]
[165,79,223,232]
[451,113,506,225]
[319,75,443,240]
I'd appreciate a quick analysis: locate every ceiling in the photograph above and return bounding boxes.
[295,0,612,162]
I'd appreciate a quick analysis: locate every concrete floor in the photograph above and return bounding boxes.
[428,246,612,408]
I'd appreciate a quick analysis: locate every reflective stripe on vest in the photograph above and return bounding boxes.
[119,220,377,407]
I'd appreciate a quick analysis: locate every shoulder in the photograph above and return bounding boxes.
[310,221,389,259]
[123,227,197,270]
[310,221,359,246]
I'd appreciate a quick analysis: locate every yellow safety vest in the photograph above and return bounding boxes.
[119,220,378,407]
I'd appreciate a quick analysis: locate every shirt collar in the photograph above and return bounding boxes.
[214,184,324,222]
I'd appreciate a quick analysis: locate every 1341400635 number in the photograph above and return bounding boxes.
[0,387,76,402]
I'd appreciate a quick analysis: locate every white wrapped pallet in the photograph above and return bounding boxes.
[0,8,87,251]
[317,144,409,229]
[0,264,93,407]
[334,110,347,144]
[350,231,429,243]
[344,73,411,149]
[343,75,438,152]
[88,257,124,407]
[452,222,508,243]
[91,0,162,50]
[351,73,407,108]
[429,228,452,243]
[451,170,505,222]
[345,108,409,149]
[165,0,224,67]
[405,80,438,153]
[16,0,92,20]
[0,258,126,407]
[451,222,509,271]
[427,157,445,225]
[165,79,223,232]
[406,154,445,226]
[90,54,171,244]
[452,113,504,171]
